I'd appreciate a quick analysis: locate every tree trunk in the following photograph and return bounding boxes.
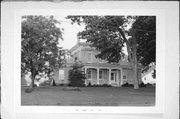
[30,69,36,88]
[119,28,139,89]
[132,30,139,89]
[133,60,139,89]
[30,76,34,88]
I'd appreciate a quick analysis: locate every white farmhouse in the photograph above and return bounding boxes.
[141,65,156,84]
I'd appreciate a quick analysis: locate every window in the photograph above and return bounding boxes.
[59,70,64,80]
[123,70,127,79]
[111,72,117,81]
[111,72,114,80]
[87,52,92,63]
[87,70,92,79]
[123,75,126,79]
[99,70,103,79]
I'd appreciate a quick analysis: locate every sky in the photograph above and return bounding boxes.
[54,16,85,50]
[55,16,127,54]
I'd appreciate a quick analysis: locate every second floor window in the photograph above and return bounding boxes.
[87,52,92,63]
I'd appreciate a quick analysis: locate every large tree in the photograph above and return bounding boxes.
[67,16,156,89]
[21,15,65,88]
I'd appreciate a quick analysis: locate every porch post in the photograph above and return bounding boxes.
[118,69,122,86]
[116,69,119,86]
[108,68,111,84]
[97,68,99,85]
[120,68,123,86]
[84,67,87,85]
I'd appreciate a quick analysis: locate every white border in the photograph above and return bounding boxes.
[14,8,164,114]
[1,1,179,119]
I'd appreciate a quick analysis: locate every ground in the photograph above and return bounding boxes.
[21,86,155,106]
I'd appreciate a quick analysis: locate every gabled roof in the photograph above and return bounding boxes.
[142,65,156,77]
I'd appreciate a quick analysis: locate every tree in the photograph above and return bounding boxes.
[68,58,86,87]
[67,16,156,89]
[131,16,156,67]
[21,15,65,88]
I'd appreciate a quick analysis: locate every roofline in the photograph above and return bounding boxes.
[69,42,91,52]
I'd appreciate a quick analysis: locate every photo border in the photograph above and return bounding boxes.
[1,1,179,119]
[14,8,164,114]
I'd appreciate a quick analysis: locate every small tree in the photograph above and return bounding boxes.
[68,59,86,87]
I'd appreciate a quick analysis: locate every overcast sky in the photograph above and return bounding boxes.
[55,16,85,50]
[55,16,127,54]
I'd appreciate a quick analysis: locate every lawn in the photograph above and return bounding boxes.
[21,86,155,106]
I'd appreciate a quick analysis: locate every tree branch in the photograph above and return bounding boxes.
[118,27,134,64]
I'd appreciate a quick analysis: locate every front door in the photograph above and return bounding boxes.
[111,71,117,83]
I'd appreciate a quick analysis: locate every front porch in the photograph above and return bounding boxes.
[83,66,123,87]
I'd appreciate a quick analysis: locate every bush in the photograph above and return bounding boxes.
[146,83,153,87]
[122,82,134,87]
[59,84,66,86]
[25,88,33,93]
[68,63,86,87]
[87,82,92,87]
[87,84,112,87]
[51,79,56,86]
[139,82,146,87]
[93,84,98,87]
[101,84,112,87]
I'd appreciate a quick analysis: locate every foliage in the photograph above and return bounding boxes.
[139,82,146,87]
[131,16,156,66]
[51,79,57,86]
[21,15,65,88]
[122,82,134,87]
[67,16,126,63]
[87,82,92,87]
[87,84,112,87]
[68,62,86,87]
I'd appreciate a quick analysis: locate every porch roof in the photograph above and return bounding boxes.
[83,63,132,69]
[65,62,142,70]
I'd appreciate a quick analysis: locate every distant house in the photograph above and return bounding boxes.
[141,64,156,84]
[53,39,142,87]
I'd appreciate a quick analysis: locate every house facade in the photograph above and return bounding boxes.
[141,64,156,84]
[53,40,142,87]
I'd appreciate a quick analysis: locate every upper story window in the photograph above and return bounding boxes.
[87,52,92,63]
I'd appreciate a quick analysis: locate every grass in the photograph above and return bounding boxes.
[21,86,155,106]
